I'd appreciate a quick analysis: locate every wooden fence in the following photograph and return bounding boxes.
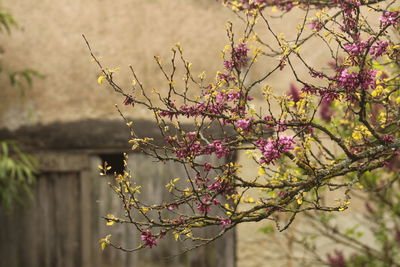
[0,152,235,267]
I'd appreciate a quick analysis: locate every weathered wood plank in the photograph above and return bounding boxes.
[80,169,92,267]
[89,156,102,267]
[39,173,56,267]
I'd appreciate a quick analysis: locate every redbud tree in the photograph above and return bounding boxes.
[85,0,399,252]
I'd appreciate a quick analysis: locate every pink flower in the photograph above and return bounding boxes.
[337,69,377,93]
[320,97,333,122]
[343,40,368,57]
[207,140,230,158]
[141,230,157,248]
[123,95,134,105]
[327,250,346,267]
[380,11,399,27]
[220,219,232,228]
[310,20,323,31]
[216,92,226,104]
[235,119,251,130]
[168,204,178,211]
[227,92,241,101]
[197,199,211,213]
[208,180,234,195]
[256,136,295,165]
[224,43,249,71]
[288,83,301,103]
[382,134,394,144]
[203,162,212,173]
[370,41,389,58]
[218,72,235,82]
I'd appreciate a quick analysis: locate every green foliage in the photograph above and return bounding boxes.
[0,4,41,210]
[0,7,16,34]
[0,141,39,210]
[259,224,275,234]
[0,4,44,94]
[8,69,45,94]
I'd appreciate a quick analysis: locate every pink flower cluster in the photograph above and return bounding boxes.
[382,134,394,144]
[172,139,230,159]
[224,43,249,71]
[220,219,232,228]
[141,230,157,248]
[370,41,389,58]
[197,201,212,214]
[208,179,234,195]
[256,136,295,165]
[217,72,236,83]
[327,250,346,267]
[337,0,360,38]
[203,162,212,173]
[235,119,252,130]
[216,91,241,104]
[380,11,399,27]
[288,83,301,103]
[208,140,230,158]
[160,90,250,121]
[343,40,369,58]
[337,69,377,92]
[196,196,221,214]
[320,97,334,122]
[180,103,209,117]
[310,19,323,31]
[174,140,202,159]
[343,38,390,60]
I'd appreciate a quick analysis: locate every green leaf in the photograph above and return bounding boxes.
[259,225,275,234]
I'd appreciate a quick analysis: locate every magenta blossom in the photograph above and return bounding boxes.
[197,198,212,213]
[123,95,134,105]
[141,230,157,248]
[203,162,212,173]
[207,140,230,158]
[288,83,301,103]
[337,69,377,93]
[320,97,334,122]
[382,134,394,144]
[235,119,251,130]
[310,19,323,31]
[370,41,389,58]
[220,219,232,228]
[380,11,399,27]
[208,179,234,195]
[327,250,346,267]
[224,43,249,71]
[343,40,369,58]
[256,136,295,165]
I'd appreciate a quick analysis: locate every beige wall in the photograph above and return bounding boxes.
[1,0,242,129]
[1,1,330,130]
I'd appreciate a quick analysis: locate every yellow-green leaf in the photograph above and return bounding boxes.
[98,75,105,84]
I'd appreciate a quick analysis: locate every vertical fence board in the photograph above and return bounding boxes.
[80,169,92,267]
[17,183,39,267]
[89,156,102,267]
[39,173,56,267]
